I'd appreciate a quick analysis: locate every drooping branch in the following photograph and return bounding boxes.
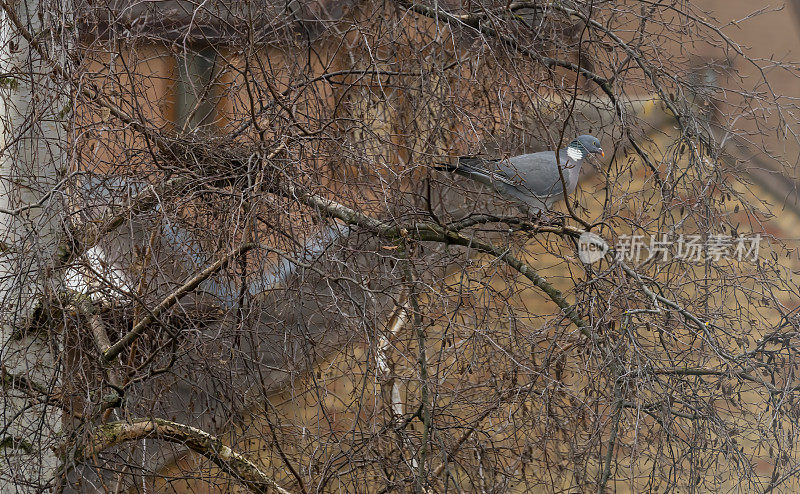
[442,230,591,335]
[72,418,292,494]
[285,183,591,334]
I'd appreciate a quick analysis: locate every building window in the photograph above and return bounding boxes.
[175,47,217,132]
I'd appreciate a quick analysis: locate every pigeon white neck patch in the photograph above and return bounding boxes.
[567,146,584,161]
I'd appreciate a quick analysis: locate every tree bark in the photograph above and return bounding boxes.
[74,418,292,494]
[0,0,70,490]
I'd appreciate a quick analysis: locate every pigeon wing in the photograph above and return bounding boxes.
[445,150,577,213]
[447,157,520,187]
[497,151,568,199]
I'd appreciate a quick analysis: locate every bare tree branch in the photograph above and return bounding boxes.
[71,418,292,494]
[103,242,258,362]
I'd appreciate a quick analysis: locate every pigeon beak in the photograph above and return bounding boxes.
[599,149,605,158]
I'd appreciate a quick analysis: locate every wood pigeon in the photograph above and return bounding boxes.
[436,134,604,215]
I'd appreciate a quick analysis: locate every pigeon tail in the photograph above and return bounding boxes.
[434,157,500,183]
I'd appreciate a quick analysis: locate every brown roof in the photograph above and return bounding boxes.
[77,0,356,44]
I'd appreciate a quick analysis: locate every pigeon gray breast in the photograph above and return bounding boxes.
[436,134,604,215]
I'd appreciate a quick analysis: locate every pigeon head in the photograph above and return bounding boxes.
[567,135,604,161]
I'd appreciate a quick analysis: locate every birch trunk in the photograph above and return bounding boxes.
[0,0,70,490]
